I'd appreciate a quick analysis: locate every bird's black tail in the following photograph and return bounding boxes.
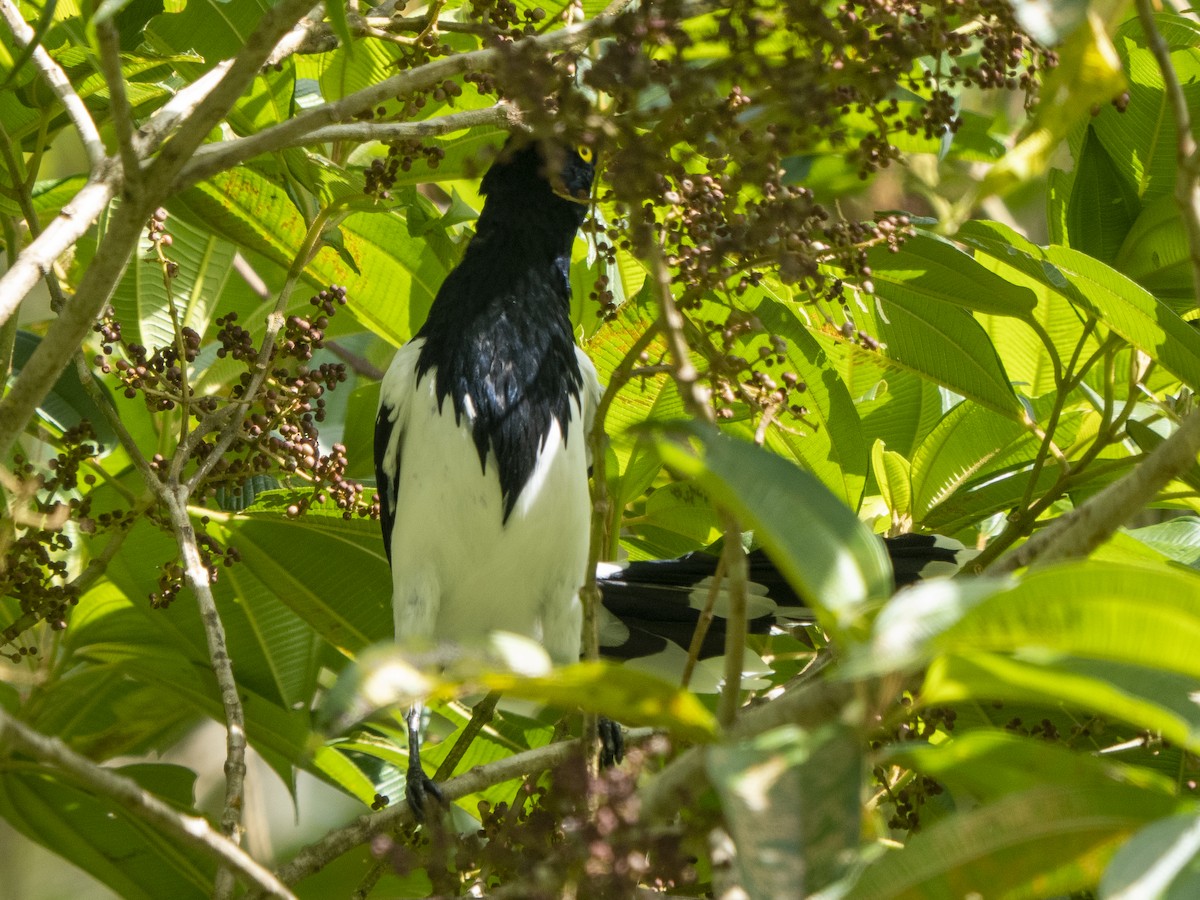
[596,534,975,665]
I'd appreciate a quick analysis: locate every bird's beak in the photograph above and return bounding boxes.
[551,181,591,205]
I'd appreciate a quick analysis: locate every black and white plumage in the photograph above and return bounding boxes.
[595,534,974,690]
[374,139,599,815]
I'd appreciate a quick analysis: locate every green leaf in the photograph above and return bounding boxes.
[176,168,451,345]
[10,331,118,449]
[1128,517,1200,568]
[484,662,718,743]
[869,278,1021,416]
[868,232,1037,319]
[887,729,1176,805]
[145,0,272,67]
[1043,244,1200,389]
[1101,814,1200,899]
[708,725,860,896]
[872,439,913,523]
[909,401,1028,522]
[1115,193,1195,306]
[652,422,892,637]
[1064,125,1141,263]
[0,763,213,900]
[109,204,240,351]
[847,782,1178,900]
[1097,14,1200,203]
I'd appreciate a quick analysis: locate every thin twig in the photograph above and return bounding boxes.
[260,728,656,893]
[181,105,520,187]
[0,0,106,169]
[160,485,248,899]
[95,20,142,189]
[716,517,748,728]
[0,708,295,898]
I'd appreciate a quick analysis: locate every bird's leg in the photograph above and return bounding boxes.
[405,702,445,821]
[597,716,624,767]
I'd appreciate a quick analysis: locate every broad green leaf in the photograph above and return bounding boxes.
[923,652,1200,757]
[963,220,1100,399]
[1098,14,1200,203]
[887,729,1176,805]
[0,763,213,900]
[642,481,721,545]
[910,401,1028,521]
[1064,124,1140,263]
[176,168,451,345]
[109,206,239,351]
[748,292,868,509]
[868,232,1037,318]
[219,495,393,652]
[1043,244,1200,389]
[709,725,860,896]
[653,422,892,637]
[847,782,1178,900]
[869,281,1020,416]
[815,334,943,457]
[872,439,912,523]
[1101,814,1200,899]
[1127,517,1200,568]
[484,662,718,742]
[1115,193,1195,306]
[10,331,118,449]
[145,0,271,66]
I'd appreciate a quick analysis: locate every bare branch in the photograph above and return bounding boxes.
[0,0,106,170]
[181,104,521,188]
[0,174,118,331]
[133,61,235,156]
[96,20,143,187]
[170,2,670,196]
[160,485,249,899]
[0,184,138,461]
[0,708,296,899]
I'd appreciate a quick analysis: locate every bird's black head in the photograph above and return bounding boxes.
[477,139,596,234]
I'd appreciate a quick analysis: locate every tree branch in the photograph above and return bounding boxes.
[143,0,320,191]
[169,2,666,196]
[95,20,143,188]
[180,104,521,189]
[0,0,106,170]
[262,728,655,892]
[0,708,295,899]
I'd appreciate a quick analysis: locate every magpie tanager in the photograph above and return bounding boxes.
[594,534,974,691]
[374,138,600,818]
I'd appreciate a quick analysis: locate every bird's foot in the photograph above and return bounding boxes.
[598,717,624,767]
[405,762,446,822]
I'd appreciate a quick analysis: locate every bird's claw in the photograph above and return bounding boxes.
[598,717,624,767]
[405,764,446,822]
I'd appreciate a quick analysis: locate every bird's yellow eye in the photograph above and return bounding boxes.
[576,145,594,164]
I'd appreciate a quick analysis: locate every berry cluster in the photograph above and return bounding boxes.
[0,423,108,659]
[373,741,694,896]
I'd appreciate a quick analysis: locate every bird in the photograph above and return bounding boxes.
[374,137,601,818]
[595,533,974,691]
[373,135,976,817]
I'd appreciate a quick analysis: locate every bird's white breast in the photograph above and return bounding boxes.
[380,339,594,665]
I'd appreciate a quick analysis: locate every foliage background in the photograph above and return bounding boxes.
[4,0,1200,897]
